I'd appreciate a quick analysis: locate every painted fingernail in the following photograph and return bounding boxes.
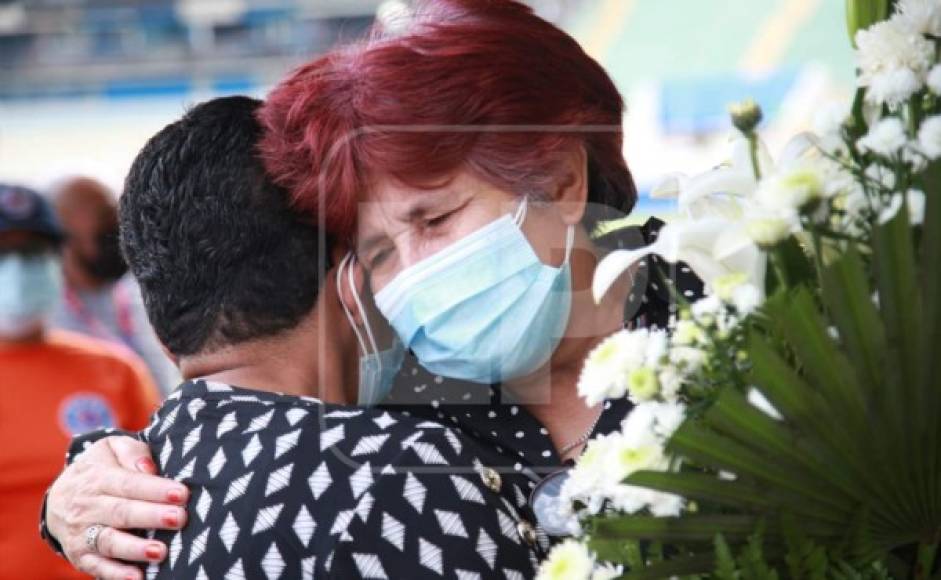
[161,510,180,527]
[136,458,157,474]
[167,488,185,504]
[145,544,163,560]
[126,574,137,580]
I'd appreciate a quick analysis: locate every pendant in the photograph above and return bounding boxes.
[528,468,578,537]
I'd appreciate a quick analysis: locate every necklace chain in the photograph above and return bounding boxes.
[558,406,604,456]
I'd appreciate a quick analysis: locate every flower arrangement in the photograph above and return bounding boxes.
[539,1,941,578]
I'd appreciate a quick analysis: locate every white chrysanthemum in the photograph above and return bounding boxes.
[538,540,595,580]
[894,0,941,36]
[928,65,941,95]
[690,294,722,324]
[858,117,910,157]
[855,18,934,107]
[626,367,659,402]
[864,163,898,190]
[577,332,635,406]
[562,402,688,523]
[649,400,687,440]
[669,345,707,372]
[917,115,941,160]
[673,319,706,346]
[578,329,674,406]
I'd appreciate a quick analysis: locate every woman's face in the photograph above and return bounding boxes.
[355,170,573,292]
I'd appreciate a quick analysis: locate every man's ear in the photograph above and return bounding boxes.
[552,145,589,226]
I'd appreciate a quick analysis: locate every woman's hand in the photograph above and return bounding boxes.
[46,436,190,580]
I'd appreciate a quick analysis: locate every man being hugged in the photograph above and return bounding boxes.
[43,96,543,579]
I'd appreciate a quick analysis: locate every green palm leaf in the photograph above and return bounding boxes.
[587,172,941,576]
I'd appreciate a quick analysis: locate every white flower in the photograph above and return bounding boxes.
[928,65,941,95]
[882,189,928,225]
[690,294,723,323]
[894,0,941,36]
[813,101,850,137]
[626,367,659,402]
[745,211,799,246]
[577,332,633,406]
[879,193,905,224]
[755,161,826,212]
[747,388,783,420]
[591,563,624,580]
[649,400,687,440]
[917,115,941,160]
[578,329,673,406]
[731,283,762,314]
[855,18,935,107]
[907,189,926,225]
[538,540,595,580]
[647,491,685,517]
[864,163,898,190]
[593,219,766,305]
[858,117,910,157]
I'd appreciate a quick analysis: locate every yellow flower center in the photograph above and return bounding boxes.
[627,367,659,400]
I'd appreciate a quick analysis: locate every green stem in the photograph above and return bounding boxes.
[915,540,939,580]
[769,249,789,289]
[809,227,828,291]
[747,132,762,182]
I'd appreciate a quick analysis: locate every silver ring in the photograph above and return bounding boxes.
[84,524,105,553]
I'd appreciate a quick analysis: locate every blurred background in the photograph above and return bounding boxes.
[0,0,856,214]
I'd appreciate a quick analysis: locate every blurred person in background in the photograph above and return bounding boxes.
[50,176,178,394]
[0,183,160,580]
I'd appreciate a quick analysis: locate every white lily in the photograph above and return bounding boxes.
[592,218,766,302]
[593,132,817,303]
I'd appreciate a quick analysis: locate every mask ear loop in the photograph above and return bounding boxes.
[344,254,384,375]
[337,252,370,358]
[562,224,575,266]
[515,196,576,267]
[513,196,529,226]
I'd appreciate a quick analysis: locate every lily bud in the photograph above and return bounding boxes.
[728,99,763,134]
[845,0,889,47]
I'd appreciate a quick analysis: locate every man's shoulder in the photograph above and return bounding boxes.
[152,382,484,469]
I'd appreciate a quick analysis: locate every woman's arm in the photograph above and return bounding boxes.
[44,436,190,580]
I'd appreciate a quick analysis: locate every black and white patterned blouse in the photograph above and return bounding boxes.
[382,218,705,488]
[66,380,546,579]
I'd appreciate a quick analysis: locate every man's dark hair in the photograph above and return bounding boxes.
[120,96,329,356]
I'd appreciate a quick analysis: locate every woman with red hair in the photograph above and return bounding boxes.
[260,0,702,529]
[40,2,705,574]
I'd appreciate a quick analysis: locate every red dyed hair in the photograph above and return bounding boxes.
[259,0,636,239]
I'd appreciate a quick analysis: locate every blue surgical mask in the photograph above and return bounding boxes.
[0,253,62,338]
[375,198,575,384]
[338,253,406,406]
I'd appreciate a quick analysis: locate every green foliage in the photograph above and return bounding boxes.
[589,193,941,578]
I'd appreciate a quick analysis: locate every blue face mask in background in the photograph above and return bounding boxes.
[338,253,406,406]
[0,253,62,338]
[375,198,575,384]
